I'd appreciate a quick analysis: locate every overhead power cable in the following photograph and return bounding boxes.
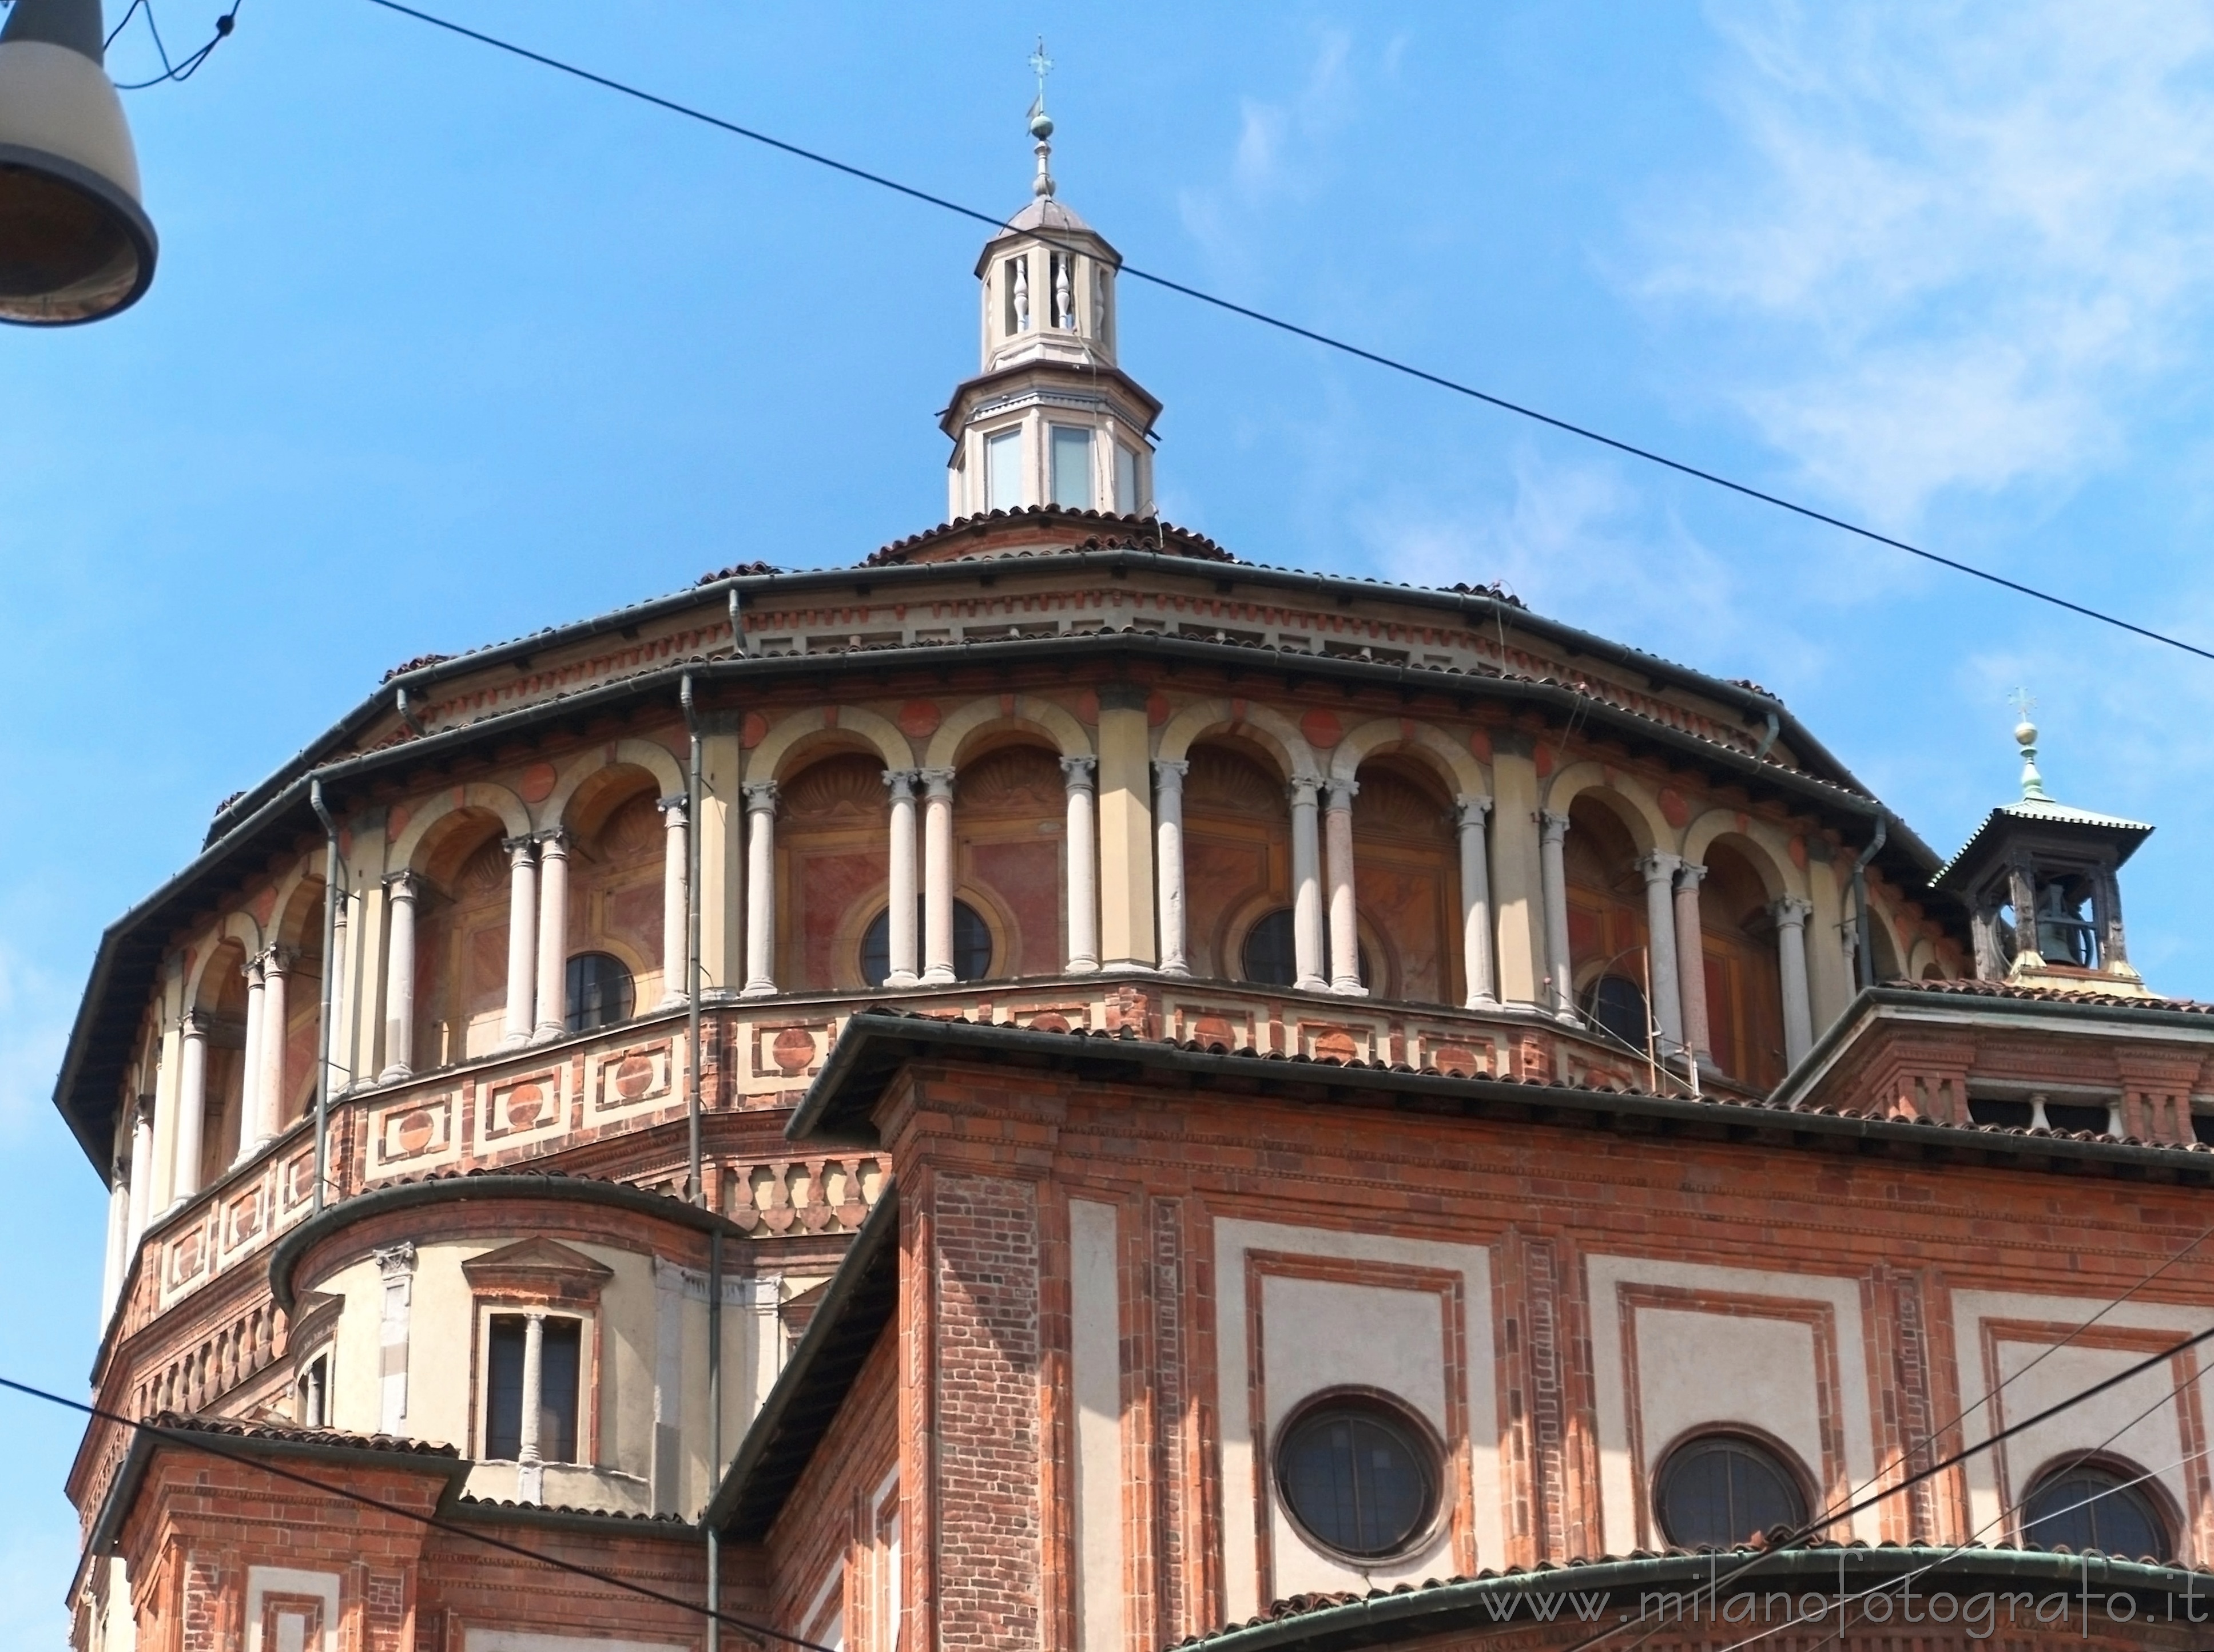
[0,1375,828,1652]
[105,0,241,89]
[356,0,2214,668]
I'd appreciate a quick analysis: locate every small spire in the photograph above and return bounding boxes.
[2009,689,2049,801]
[1027,38,1056,198]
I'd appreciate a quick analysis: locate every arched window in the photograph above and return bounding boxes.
[1654,1435,1807,1547]
[861,900,992,987]
[565,953,634,1033]
[1581,974,1649,1051]
[2022,1463,2168,1559]
[1240,908,1368,990]
[1275,1394,1440,1560]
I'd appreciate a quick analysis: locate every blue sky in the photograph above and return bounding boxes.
[8,1,2214,1637]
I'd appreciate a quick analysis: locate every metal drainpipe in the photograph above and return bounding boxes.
[308,779,342,1215]
[1853,816,1889,991]
[1751,709,1780,763]
[682,673,705,1204]
[706,1226,723,1652]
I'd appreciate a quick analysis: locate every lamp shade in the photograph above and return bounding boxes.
[0,0,154,325]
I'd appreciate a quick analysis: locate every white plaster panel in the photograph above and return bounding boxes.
[466,1635,686,1652]
[1069,1199,1125,1652]
[1214,1217,1497,1621]
[1633,1306,1822,1491]
[1950,1287,2213,1555]
[245,1566,339,1652]
[1584,1254,1878,1555]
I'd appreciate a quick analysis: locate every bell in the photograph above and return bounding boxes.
[0,0,155,325]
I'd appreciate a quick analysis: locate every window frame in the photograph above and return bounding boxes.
[1048,424,1095,510]
[1269,1386,1448,1564]
[1649,1428,1813,1550]
[2019,1456,2175,1561]
[984,426,1024,513]
[564,950,637,1034]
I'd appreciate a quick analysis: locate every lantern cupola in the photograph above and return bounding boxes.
[1935,712,2154,995]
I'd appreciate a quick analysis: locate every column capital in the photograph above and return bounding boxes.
[525,1305,548,1325]
[1286,776,1320,809]
[262,943,299,977]
[1770,895,1814,930]
[240,952,265,983]
[384,869,420,899]
[502,833,537,858]
[534,827,569,852]
[1637,849,1683,884]
[134,1092,156,1126]
[374,1241,418,1277]
[1454,793,1492,827]
[1060,754,1098,790]
[742,780,781,814]
[919,767,957,799]
[657,793,690,816]
[1325,777,1360,810]
[882,768,919,799]
[1538,809,1571,845]
[1675,861,1710,891]
[1152,758,1189,787]
[180,1009,214,1038]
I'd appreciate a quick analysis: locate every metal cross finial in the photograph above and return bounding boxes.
[2008,687,2036,722]
[1030,38,1054,104]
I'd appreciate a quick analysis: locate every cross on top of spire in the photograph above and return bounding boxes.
[1027,38,1056,198]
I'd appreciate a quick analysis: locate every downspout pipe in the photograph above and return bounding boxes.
[706,1227,723,1652]
[308,779,342,1216]
[1853,816,1889,991]
[682,674,705,1205]
[1751,709,1781,763]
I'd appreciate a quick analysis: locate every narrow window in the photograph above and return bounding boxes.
[486,1316,526,1459]
[1114,444,1139,515]
[1050,426,1093,509]
[1003,254,1030,332]
[986,429,1023,513]
[539,1317,581,1463]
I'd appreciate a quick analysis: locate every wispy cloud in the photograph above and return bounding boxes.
[0,940,74,1143]
[1639,1,2214,526]
[1178,28,1357,279]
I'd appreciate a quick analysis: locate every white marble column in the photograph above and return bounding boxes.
[125,1098,154,1253]
[532,831,570,1042]
[1674,863,1714,1067]
[101,1167,129,1317]
[1323,780,1365,995]
[256,948,292,1145]
[1455,795,1496,1007]
[328,892,351,1092]
[1772,896,1815,1069]
[1063,757,1100,974]
[1537,811,1576,1023]
[920,768,957,986]
[883,772,920,988]
[379,873,420,1082]
[237,955,265,1159]
[1151,760,1187,978]
[171,1012,209,1205]
[500,838,539,1048]
[741,783,780,998]
[1287,778,1325,991]
[657,796,689,1008]
[1639,851,1686,1056]
[518,1308,547,1503]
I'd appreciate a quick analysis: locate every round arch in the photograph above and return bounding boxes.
[747,706,913,786]
[1329,717,1488,799]
[1679,811,1806,901]
[922,694,1092,772]
[1155,697,1321,782]
[544,737,686,828]
[185,911,266,1007]
[1544,762,1665,857]
[388,782,534,872]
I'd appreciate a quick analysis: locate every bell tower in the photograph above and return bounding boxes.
[1935,706,2155,996]
[942,49,1161,523]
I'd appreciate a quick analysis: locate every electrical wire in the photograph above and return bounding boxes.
[0,1375,833,1652]
[355,0,2214,668]
[107,0,240,89]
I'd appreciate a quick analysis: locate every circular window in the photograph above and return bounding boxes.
[1275,1396,1440,1560]
[860,899,992,987]
[2023,1463,2168,1559]
[1239,909,1369,990]
[1581,974,1649,1049]
[1654,1436,1807,1548]
[565,952,634,1032]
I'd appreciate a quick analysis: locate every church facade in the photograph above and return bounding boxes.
[54,117,2214,1652]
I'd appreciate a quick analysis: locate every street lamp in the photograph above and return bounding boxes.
[0,0,155,324]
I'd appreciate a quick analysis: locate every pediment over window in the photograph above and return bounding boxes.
[460,1237,615,1305]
